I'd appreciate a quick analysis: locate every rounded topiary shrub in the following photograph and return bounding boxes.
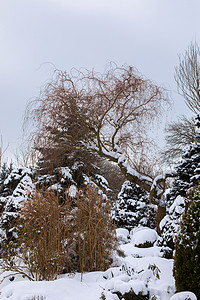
[173,185,200,298]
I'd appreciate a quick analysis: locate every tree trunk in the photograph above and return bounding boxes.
[156,205,166,236]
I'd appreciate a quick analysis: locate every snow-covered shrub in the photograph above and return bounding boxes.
[104,261,162,300]
[157,195,185,258]
[130,227,158,248]
[173,185,200,299]
[36,166,75,190]
[2,167,33,194]
[115,181,156,231]
[0,162,13,195]
[0,169,34,240]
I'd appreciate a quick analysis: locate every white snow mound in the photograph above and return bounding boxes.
[130,227,158,246]
[169,291,197,300]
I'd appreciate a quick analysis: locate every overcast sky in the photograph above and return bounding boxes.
[0,0,199,162]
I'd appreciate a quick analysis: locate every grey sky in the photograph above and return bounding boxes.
[0,0,199,161]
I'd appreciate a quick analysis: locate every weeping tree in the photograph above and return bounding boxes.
[25,63,171,212]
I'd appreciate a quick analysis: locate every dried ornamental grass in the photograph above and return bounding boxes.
[0,182,116,281]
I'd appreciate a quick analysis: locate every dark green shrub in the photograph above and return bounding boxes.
[173,185,200,298]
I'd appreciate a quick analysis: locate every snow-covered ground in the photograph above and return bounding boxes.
[0,227,197,300]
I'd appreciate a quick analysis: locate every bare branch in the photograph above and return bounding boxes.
[25,63,170,201]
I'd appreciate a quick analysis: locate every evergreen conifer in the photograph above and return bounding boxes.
[115,181,155,230]
[173,185,200,298]
[159,115,200,254]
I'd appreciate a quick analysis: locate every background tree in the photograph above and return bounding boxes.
[175,41,200,113]
[13,143,37,168]
[161,115,196,165]
[25,63,169,203]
